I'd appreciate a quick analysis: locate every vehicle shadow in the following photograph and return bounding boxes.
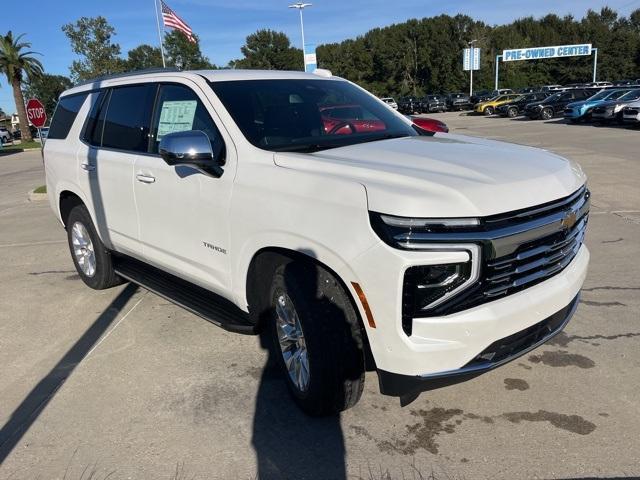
[251,257,349,480]
[0,283,138,463]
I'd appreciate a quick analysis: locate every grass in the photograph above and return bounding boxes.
[33,185,47,194]
[0,140,41,151]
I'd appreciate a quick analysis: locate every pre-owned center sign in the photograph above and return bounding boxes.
[503,43,592,62]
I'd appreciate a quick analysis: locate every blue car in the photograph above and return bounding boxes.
[564,89,630,122]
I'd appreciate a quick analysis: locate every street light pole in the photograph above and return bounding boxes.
[288,2,312,70]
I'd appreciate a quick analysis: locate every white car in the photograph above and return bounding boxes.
[622,100,640,124]
[44,69,589,415]
[0,127,12,144]
[380,97,398,109]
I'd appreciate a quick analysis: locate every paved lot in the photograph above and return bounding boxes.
[1,115,639,479]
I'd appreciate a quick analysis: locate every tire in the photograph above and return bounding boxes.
[484,106,494,116]
[507,107,518,118]
[269,261,365,416]
[66,204,123,290]
[541,107,553,120]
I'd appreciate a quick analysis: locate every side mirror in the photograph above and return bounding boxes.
[159,130,223,177]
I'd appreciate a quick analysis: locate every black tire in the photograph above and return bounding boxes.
[541,107,553,120]
[66,204,123,290]
[269,261,365,416]
[507,107,518,118]
[484,106,494,116]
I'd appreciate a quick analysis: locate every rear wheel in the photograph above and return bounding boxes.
[507,107,518,118]
[269,261,365,416]
[484,106,495,116]
[66,204,123,290]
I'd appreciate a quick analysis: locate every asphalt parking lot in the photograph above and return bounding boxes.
[1,114,639,479]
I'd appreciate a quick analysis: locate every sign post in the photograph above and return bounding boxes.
[26,98,47,152]
[463,46,480,97]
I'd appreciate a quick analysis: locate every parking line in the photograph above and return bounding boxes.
[0,240,66,248]
[84,292,148,359]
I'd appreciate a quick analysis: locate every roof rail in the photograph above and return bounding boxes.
[74,67,181,87]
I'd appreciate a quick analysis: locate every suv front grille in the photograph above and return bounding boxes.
[401,187,589,322]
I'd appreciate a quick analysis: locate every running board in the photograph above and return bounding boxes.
[113,255,257,335]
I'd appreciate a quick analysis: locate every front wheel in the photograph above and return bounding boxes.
[507,107,518,118]
[269,261,365,416]
[66,204,123,290]
[484,106,494,116]
[541,107,554,120]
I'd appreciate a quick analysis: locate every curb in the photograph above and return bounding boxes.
[28,189,47,202]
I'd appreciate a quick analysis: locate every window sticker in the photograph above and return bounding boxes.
[156,100,198,139]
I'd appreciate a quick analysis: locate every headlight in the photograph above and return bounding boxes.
[614,104,624,113]
[371,212,480,249]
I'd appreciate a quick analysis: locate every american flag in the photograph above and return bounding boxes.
[161,0,195,43]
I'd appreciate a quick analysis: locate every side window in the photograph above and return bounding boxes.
[48,93,89,140]
[83,90,108,146]
[102,84,156,152]
[150,84,225,161]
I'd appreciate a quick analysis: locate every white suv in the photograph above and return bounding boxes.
[622,100,640,124]
[44,69,590,415]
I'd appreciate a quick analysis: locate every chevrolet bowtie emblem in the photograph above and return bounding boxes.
[561,210,578,230]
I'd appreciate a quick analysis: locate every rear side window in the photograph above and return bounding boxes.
[83,90,108,146]
[101,84,156,152]
[48,93,88,140]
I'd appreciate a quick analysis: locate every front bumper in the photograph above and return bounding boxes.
[377,294,579,397]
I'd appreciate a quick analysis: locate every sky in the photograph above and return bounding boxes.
[2,0,639,113]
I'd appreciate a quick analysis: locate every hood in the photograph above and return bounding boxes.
[273,135,586,218]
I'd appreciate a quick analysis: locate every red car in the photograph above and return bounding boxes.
[409,116,449,133]
[320,104,386,135]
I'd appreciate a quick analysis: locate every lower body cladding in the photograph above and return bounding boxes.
[352,242,589,399]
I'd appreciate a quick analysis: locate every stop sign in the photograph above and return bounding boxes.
[26,98,47,128]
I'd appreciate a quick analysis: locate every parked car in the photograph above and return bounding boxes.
[524,89,594,120]
[591,89,640,123]
[564,89,630,122]
[446,93,472,111]
[470,89,493,104]
[474,94,520,115]
[0,127,12,144]
[539,85,563,92]
[380,97,398,110]
[409,116,449,133]
[418,95,447,113]
[319,104,386,134]
[44,69,590,415]
[496,92,551,118]
[397,97,420,114]
[622,101,640,125]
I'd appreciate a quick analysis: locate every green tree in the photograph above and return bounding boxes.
[163,30,214,69]
[24,73,72,118]
[62,16,125,82]
[0,31,43,142]
[230,30,302,70]
[126,44,163,71]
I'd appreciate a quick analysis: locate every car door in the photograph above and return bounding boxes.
[76,84,156,254]
[133,80,236,295]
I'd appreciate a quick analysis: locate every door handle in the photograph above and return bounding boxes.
[136,173,156,184]
[80,163,95,171]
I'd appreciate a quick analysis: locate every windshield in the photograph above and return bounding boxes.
[209,79,417,152]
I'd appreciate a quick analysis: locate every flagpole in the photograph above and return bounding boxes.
[154,0,166,67]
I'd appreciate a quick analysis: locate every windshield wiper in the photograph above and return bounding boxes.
[352,133,412,145]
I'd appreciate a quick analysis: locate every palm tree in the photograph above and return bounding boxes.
[0,31,43,142]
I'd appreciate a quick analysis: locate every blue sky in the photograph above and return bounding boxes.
[2,0,639,113]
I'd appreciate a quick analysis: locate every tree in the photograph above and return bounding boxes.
[163,30,214,69]
[24,73,72,117]
[62,16,125,82]
[126,44,163,71]
[0,31,43,142]
[230,30,302,70]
